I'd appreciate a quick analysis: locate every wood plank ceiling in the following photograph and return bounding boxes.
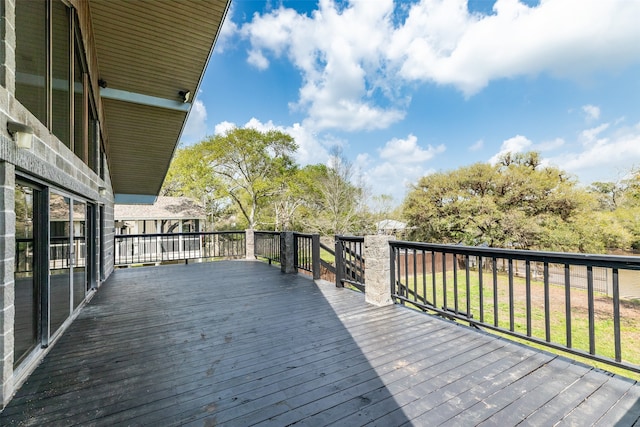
[89,0,230,202]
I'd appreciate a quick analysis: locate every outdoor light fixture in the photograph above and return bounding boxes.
[179,90,191,103]
[7,120,33,149]
[98,186,107,196]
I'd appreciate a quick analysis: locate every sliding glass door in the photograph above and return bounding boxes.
[49,193,88,336]
[14,180,96,368]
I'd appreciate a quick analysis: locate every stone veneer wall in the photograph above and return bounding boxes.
[0,0,115,407]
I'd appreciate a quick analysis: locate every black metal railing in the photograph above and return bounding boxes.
[319,242,336,278]
[390,240,640,373]
[254,231,281,264]
[294,233,320,279]
[114,231,245,266]
[335,235,365,292]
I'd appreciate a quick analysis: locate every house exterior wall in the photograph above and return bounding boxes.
[0,0,115,407]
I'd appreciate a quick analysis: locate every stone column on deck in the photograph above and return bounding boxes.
[245,229,255,260]
[364,234,395,307]
[280,231,296,274]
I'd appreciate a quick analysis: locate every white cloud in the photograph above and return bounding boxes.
[213,118,329,166]
[354,133,445,203]
[489,134,533,164]
[247,49,269,70]
[549,122,640,183]
[214,3,239,54]
[360,161,435,204]
[535,138,565,151]
[379,134,445,164]
[391,0,640,96]
[483,121,640,184]
[214,121,236,136]
[237,0,640,130]
[489,134,566,164]
[181,100,208,144]
[582,104,601,121]
[240,0,405,132]
[581,123,610,145]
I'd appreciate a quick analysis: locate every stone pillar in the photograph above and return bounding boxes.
[280,231,296,274]
[1,0,16,92]
[364,234,394,307]
[245,229,255,260]
[0,161,15,407]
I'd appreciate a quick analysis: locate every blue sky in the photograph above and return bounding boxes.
[181,0,640,205]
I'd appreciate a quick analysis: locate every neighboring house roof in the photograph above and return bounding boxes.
[377,219,407,231]
[115,197,206,221]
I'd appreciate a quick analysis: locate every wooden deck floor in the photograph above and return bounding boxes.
[2,260,640,426]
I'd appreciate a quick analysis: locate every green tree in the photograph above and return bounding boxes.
[588,181,623,211]
[403,152,596,251]
[302,147,365,235]
[161,144,227,229]
[609,169,640,250]
[205,127,297,229]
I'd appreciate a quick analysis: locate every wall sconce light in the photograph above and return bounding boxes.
[179,90,191,103]
[7,121,34,149]
[98,186,107,196]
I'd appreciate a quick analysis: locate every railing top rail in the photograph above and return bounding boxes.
[293,232,315,238]
[115,231,244,239]
[254,231,280,236]
[335,235,365,243]
[389,240,640,269]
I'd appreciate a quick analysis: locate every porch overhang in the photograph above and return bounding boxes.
[89,0,230,203]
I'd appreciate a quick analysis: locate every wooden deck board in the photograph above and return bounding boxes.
[1,260,639,426]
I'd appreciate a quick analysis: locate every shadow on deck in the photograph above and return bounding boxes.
[1,261,640,426]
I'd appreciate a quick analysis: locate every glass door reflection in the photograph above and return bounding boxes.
[14,183,39,367]
[72,200,86,309]
[49,192,70,335]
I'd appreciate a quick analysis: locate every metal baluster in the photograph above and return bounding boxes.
[544,262,550,342]
[509,258,514,332]
[565,263,572,348]
[613,268,621,361]
[526,259,531,337]
[479,255,484,323]
[587,265,595,355]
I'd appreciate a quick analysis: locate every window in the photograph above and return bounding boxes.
[88,103,98,172]
[51,1,71,147]
[14,1,100,174]
[73,45,85,161]
[15,0,47,125]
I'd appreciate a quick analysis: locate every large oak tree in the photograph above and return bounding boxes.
[403,152,600,251]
